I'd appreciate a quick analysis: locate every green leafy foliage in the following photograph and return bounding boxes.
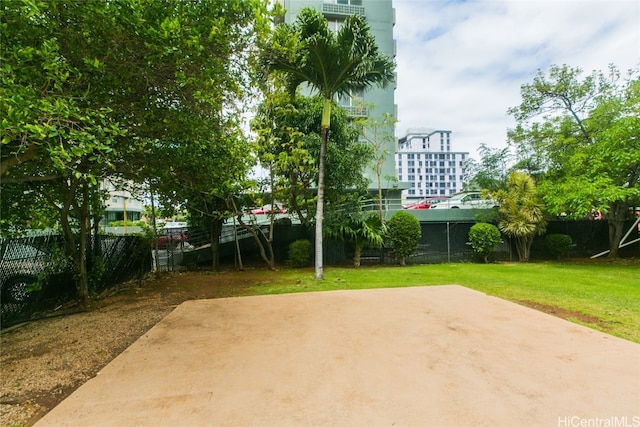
[494,172,547,262]
[251,92,373,226]
[1,0,271,302]
[325,212,386,267]
[288,239,313,268]
[545,234,573,259]
[465,144,513,192]
[467,223,502,263]
[508,64,640,257]
[261,7,395,280]
[386,211,421,266]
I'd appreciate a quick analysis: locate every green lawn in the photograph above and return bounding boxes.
[243,262,640,343]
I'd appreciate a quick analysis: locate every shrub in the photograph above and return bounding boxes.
[467,223,502,263]
[545,234,573,259]
[288,239,313,267]
[387,211,421,266]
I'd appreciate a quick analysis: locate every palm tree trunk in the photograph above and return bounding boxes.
[353,245,362,268]
[315,126,327,280]
[315,98,332,280]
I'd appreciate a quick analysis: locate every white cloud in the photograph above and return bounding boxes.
[393,0,640,158]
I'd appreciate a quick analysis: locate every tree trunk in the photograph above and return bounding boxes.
[377,173,383,221]
[236,216,276,270]
[515,235,535,262]
[210,219,223,271]
[233,217,244,271]
[608,201,627,258]
[315,126,328,280]
[353,245,362,268]
[76,193,90,309]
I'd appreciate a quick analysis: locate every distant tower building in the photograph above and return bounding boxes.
[396,128,469,201]
[278,0,398,194]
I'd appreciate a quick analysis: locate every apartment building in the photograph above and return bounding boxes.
[396,128,469,202]
[278,0,399,194]
[101,180,143,226]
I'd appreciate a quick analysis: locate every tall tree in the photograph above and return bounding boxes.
[355,111,397,220]
[1,0,269,304]
[465,143,513,192]
[261,8,395,280]
[252,92,374,227]
[508,64,640,257]
[494,172,547,262]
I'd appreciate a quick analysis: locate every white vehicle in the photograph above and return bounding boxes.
[430,192,497,209]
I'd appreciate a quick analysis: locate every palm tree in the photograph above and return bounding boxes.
[262,8,395,280]
[328,213,387,268]
[495,171,547,261]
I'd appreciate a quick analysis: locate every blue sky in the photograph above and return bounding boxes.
[393,0,640,158]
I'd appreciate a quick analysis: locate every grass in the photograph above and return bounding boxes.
[242,262,640,343]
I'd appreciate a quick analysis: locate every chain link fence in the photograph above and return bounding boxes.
[1,233,150,327]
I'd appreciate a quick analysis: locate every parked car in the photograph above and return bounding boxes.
[153,227,189,249]
[430,192,498,209]
[1,241,75,325]
[403,198,446,210]
[251,203,287,215]
[403,199,432,210]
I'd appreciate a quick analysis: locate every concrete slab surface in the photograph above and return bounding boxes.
[35,285,640,426]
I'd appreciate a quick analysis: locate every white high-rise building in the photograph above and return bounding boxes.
[396,128,469,202]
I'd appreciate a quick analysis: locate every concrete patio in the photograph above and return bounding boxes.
[35,286,640,426]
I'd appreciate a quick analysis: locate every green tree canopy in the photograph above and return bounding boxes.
[251,92,374,226]
[1,0,269,304]
[508,64,640,257]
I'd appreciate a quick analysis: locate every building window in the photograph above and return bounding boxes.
[338,87,363,107]
[327,19,343,33]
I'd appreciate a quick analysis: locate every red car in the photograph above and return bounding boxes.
[250,203,287,215]
[153,229,188,249]
[403,199,432,210]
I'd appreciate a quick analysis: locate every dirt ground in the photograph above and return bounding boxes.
[0,270,264,427]
[0,265,635,426]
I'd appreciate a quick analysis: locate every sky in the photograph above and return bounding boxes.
[392,0,640,159]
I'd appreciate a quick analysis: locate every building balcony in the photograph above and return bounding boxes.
[342,105,368,117]
[322,2,365,18]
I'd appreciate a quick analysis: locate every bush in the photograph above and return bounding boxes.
[288,239,313,267]
[387,211,421,266]
[467,223,502,263]
[545,234,573,259]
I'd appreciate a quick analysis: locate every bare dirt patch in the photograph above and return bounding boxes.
[515,300,610,330]
[0,270,265,427]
